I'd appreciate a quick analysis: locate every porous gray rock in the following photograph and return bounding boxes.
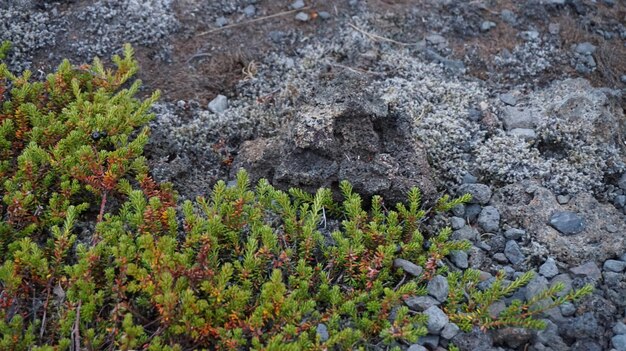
[478,206,500,232]
[491,327,533,349]
[570,261,602,281]
[452,327,496,351]
[491,181,626,265]
[458,183,492,205]
[233,75,436,206]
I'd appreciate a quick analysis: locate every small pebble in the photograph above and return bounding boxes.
[481,21,496,32]
[604,259,626,273]
[215,16,228,27]
[504,240,524,265]
[504,228,525,240]
[549,211,585,235]
[539,257,559,278]
[295,12,309,22]
[560,302,576,317]
[450,216,465,230]
[290,0,305,9]
[427,275,449,302]
[318,11,331,20]
[499,93,517,106]
[556,194,570,204]
[243,4,256,17]
[208,95,228,114]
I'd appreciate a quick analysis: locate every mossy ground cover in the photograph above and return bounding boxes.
[0,44,591,350]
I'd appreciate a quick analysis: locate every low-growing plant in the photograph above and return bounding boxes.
[0,45,592,350]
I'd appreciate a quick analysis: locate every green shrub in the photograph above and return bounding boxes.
[0,46,592,350]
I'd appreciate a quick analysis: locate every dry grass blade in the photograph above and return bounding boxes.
[347,23,419,46]
[196,7,310,37]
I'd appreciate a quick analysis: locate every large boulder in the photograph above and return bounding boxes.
[232,75,436,205]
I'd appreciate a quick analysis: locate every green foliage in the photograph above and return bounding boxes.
[0,46,593,350]
[446,269,593,332]
[0,41,10,61]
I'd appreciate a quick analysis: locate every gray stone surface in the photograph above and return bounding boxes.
[570,261,602,281]
[458,183,492,205]
[604,259,626,273]
[393,258,423,277]
[491,181,626,265]
[504,228,525,240]
[452,327,495,351]
[559,301,576,317]
[295,12,309,22]
[424,306,449,334]
[427,275,449,302]
[550,273,573,297]
[290,0,305,9]
[452,226,479,242]
[233,78,437,206]
[450,216,466,230]
[208,94,228,114]
[539,257,559,278]
[405,295,440,311]
[549,211,585,235]
[504,240,524,265]
[316,323,329,342]
[407,344,427,351]
[499,93,517,106]
[478,206,500,232]
[441,323,460,340]
[481,21,496,32]
[611,334,626,351]
[508,128,537,140]
[450,250,469,269]
[501,106,535,130]
[575,42,597,55]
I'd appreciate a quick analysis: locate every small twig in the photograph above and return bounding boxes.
[39,278,54,339]
[196,7,310,37]
[71,300,82,351]
[97,191,107,223]
[321,207,327,229]
[394,274,407,291]
[348,23,418,46]
[328,63,384,76]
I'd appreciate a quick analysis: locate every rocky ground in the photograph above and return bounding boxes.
[2,0,626,350]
